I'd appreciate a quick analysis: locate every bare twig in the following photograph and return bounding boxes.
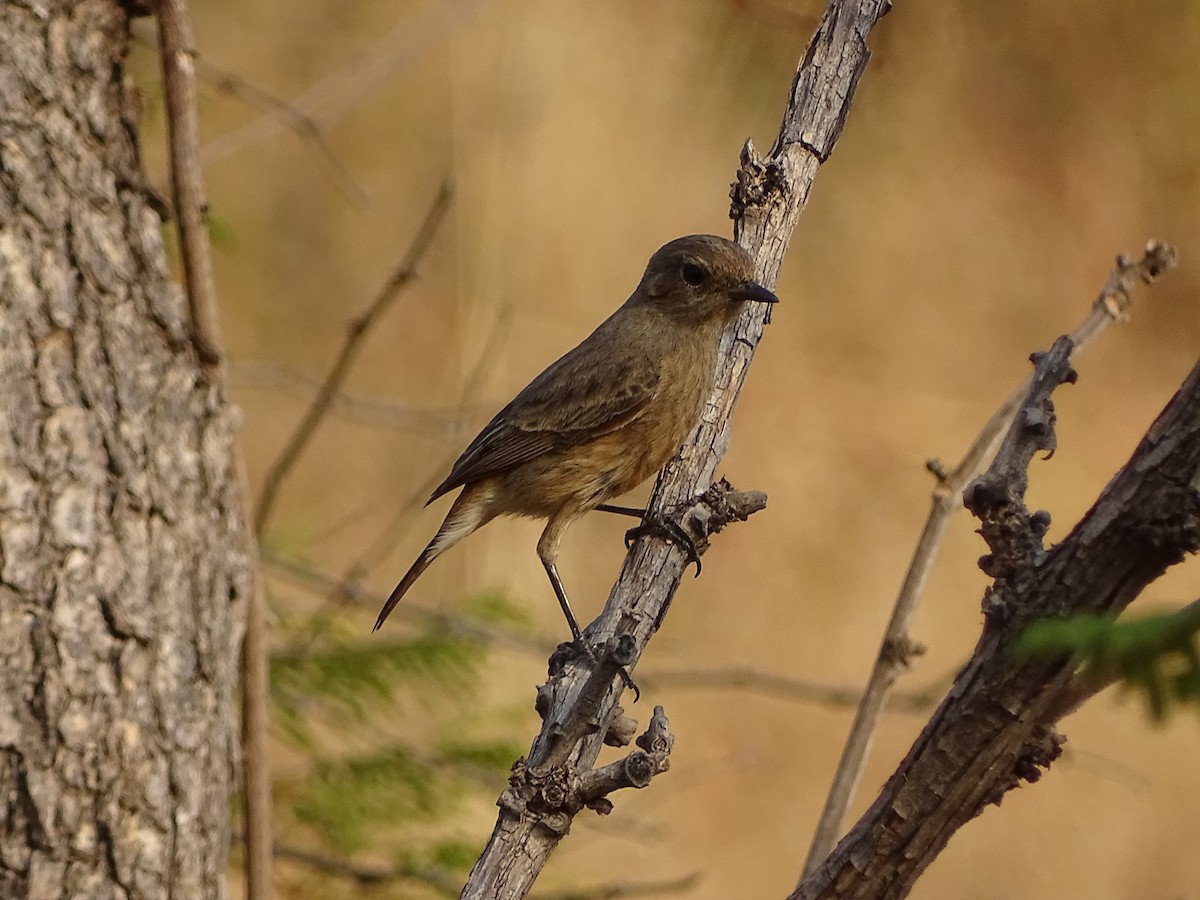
[641,667,945,714]
[253,179,455,538]
[200,0,481,166]
[531,871,700,900]
[460,3,895,896]
[801,240,1180,875]
[263,545,959,713]
[131,20,371,206]
[192,57,371,207]
[260,549,557,656]
[154,3,272,898]
[271,840,459,895]
[273,837,697,900]
[231,360,477,435]
[156,0,222,367]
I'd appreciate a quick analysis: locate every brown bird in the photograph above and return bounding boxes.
[374,234,777,651]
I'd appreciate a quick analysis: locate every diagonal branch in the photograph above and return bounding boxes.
[792,346,1200,899]
[459,2,895,897]
[802,239,1179,873]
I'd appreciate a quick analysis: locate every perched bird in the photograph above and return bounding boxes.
[374,234,777,652]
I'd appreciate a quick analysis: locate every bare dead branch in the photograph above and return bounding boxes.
[530,871,700,900]
[641,667,944,715]
[271,837,699,899]
[253,179,455,539]
[154,3,272,897]
[459,3,895,897]
[502,707,675,836]
[155,0,223,367]
[791,349,1200,899]
[271,839,459,894]
[802,239,1181,874]
[131,20,372,206]
[231,360,478,435]
[199,0,481,166]
[260,549,556,657]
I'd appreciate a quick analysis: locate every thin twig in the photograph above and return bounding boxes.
[192,56,371,207]
[156,0,222,367]
[271,840,459,895]
[131,20,371,206]
[154,2,272,897]
[264,545,961,713]
[270,837,697,899]
[200,0,481,167]
[253,179,455,539]
[801,240,1180,876]
[231,360,477,435]
[641,667,946,714]
[530,871,701,900]
[260,550,556,656]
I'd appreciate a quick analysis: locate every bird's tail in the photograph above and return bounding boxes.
[373,485,493,631]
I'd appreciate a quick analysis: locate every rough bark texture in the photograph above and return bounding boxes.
[792,353,1200,900]
[0,3,250,899]
[460,2,893,897]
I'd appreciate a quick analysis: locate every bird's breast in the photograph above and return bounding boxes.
[495,326,719,519]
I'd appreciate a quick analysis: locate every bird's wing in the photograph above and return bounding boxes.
[428,333,660,503]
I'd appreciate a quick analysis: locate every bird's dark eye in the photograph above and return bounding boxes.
[680,262,707,286]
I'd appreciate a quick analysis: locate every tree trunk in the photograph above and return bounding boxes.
[0,3,250,899]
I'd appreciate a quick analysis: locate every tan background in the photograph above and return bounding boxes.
[145,1,1200,896]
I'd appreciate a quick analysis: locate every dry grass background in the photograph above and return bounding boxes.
[142,0,1200,896]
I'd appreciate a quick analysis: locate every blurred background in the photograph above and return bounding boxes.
[135,1,1199,897]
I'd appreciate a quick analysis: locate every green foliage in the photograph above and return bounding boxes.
[292,747,444,855]
[268,588,533,890]
[206,208,239,250]
[1015,602,1200,722]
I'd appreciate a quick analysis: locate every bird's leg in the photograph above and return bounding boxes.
[541,556,587,646]
[595,503,645,518]
[538,519,639,699]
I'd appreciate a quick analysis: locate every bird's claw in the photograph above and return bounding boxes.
[561,638,640,701]
[624,515,702,577]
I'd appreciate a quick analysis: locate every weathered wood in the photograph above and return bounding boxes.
[459,2,894,897]
[792,351,1200,900]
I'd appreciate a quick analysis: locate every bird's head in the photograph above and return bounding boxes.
[634,234,778,322]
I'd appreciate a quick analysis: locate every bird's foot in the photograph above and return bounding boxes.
[624,514,702,577]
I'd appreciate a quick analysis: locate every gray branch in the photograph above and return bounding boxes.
[791,346,1200,899]
[459,2,894,897]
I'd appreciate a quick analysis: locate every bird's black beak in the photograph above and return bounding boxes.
[730,281,778,305]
